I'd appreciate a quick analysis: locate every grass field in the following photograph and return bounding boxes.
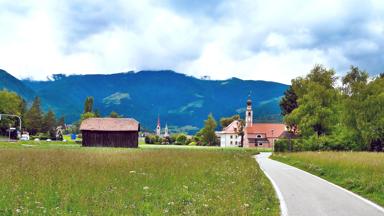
[272,152,384,207]
[0,141,279,215]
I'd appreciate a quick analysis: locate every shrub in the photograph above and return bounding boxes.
[175,134,188,145]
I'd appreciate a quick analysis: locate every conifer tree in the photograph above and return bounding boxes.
[24,97,43,135]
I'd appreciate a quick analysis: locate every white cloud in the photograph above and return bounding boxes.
[0,0,383,83]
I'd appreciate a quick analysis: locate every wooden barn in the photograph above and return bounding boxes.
[80,118,140,148]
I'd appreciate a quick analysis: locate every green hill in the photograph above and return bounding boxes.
[21,70,288,133]
[0,69,35,100]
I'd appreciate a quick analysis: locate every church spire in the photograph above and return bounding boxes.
[164,123,169,137]
[245,95,253,127]
[156,115,161,136]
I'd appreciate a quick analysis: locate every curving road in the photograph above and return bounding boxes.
[256,152,384,216]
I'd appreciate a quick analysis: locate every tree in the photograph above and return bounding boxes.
[175,134,188,145]
[109,111,121,118]
[198,113,219,146]
[284,65,339,137]
[0,90,24,135]
[81,112,96,122]
[57,116,65,127]
[220,114,240,128]
[24,96,43,135]
[83,96,94,113]
[279,85,298,133]
[42,109,57,139]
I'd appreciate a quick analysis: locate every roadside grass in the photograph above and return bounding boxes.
[272,152,384,207]
[0,141,279,215]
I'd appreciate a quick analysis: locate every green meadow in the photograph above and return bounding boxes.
[0,141,279,215]
[272,152,384,207]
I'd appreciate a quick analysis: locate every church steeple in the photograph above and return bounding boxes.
[164,123,169,137]
[156,115,161,136]
[245,95,253,127]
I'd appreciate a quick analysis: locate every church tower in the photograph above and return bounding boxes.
[156,116,161,136]
[164,123,169,137]
[245,97,253,127]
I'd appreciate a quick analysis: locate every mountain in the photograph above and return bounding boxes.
[21,70,288,133]
[0,69,35,100]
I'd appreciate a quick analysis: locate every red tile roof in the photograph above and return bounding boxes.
[80,118,139,131]
[245,123,286,137]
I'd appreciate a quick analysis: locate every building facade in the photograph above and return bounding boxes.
[217,97,286,148]
[217,120,242,147]
[80,118,140,148]
[242,98,286,148]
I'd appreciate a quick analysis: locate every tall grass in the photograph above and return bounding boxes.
[0,146,279,215]
[272,152,384,207]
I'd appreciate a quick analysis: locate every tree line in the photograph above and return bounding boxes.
[0,90,64,139]
[278,65,384,152]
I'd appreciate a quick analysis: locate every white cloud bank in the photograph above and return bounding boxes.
[0,0,383,84]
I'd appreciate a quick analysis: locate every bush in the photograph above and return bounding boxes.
[175,134,188,145]
[275,133,366,152]
[188,141,197,146]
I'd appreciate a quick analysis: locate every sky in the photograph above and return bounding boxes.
[0,0,383,84]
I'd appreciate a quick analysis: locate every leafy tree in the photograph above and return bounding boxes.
[109,111,121,118]
[198,113,219,146]
[284,65,339,137]
[0,90,23,115]
[24,96,43,135]
[83,96,94,113]
[175,134,188,145]
[0,90,24,135]
[220,114,240,128]
[81,112,96,122]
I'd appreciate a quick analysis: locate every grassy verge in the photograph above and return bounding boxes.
[0,141,279,215]
[272,152,384,207]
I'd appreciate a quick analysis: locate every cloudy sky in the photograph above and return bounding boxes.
[0,0,383,84]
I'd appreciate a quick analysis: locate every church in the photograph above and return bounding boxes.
[218,97,287,148]
[155,116,169,137]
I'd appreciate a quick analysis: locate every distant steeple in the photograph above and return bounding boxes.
[156,115,161,136]
[245,94,253,127]
[164,123,169,137]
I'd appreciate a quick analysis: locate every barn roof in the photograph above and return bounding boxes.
[80,118,139,131]
[245,123,286,138]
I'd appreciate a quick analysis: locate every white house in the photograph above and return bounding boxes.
[217,120,242,147]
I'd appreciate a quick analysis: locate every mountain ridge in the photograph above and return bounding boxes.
[1,69,288,133]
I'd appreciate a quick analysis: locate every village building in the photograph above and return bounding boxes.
[243,98,286,148]
[80,118,140,148]
[216,120,242,147]
[217,97,286,148]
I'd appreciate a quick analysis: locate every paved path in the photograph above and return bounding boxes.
[256,152,384,216]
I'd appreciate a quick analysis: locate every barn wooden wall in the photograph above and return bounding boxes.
[82,131,138,148]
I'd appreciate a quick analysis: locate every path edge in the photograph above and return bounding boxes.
[255,153,288,216]
[269,154,384,214]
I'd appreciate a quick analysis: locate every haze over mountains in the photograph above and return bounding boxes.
[0,69,288,133]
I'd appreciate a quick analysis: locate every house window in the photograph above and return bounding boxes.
[257,135,261,138]
[248,112,251,116]
[235,141,238,144]
[230,141,233,144]
[230,135,233,139]
[259,143,262,146]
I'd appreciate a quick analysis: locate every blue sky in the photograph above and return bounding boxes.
[0,0,383,84]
